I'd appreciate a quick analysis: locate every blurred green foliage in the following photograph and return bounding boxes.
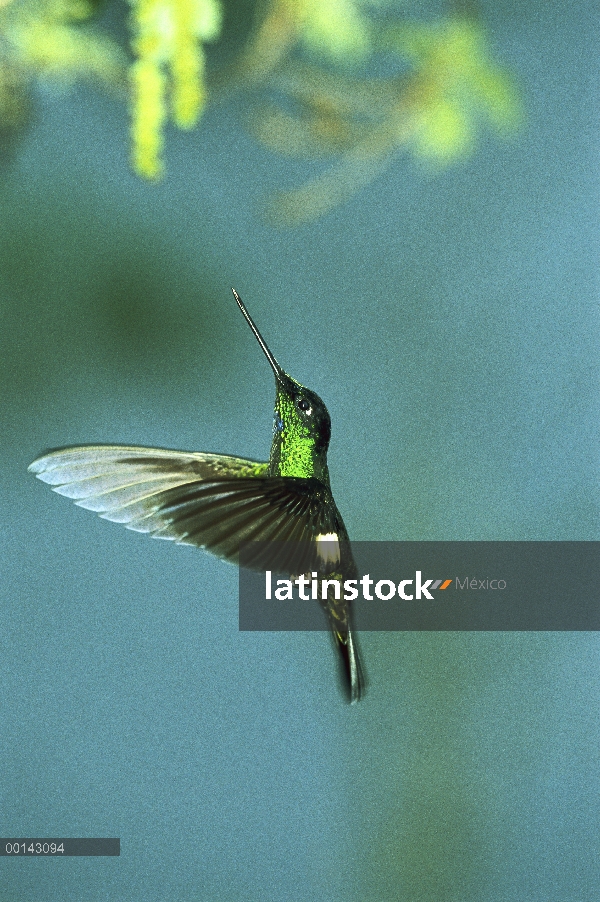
[0,0,520,222]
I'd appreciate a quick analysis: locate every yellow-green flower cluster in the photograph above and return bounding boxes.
[252,14,521,224]
[2,0,126,87]
[129,0,221,179]
[390,19,520,163]
[296,0,371,61]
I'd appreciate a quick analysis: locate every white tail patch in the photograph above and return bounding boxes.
[315,532,340,567]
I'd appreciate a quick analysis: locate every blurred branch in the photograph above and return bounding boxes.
[0,0,522,224]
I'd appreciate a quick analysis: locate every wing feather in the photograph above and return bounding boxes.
[29,444,342,570]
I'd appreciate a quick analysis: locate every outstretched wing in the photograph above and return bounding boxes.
[29,445,344,570]
[30,444,365,701]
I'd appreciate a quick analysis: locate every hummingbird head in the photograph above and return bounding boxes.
[272,374,332,453]
[233,289,332,481]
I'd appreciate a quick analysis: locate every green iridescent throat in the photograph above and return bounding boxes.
[269,390,330,485]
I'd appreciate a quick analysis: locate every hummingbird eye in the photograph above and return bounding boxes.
[296,398,312,415]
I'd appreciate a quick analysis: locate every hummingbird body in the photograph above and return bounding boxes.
[29,290,365,702]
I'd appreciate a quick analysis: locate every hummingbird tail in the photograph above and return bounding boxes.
[333,629,366,704]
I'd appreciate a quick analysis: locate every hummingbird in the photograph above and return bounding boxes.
[29,289,365,702]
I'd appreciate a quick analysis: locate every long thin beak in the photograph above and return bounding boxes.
[232,288,286,383]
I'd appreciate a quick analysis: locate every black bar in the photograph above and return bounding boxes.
[240,541,600,630]
[0,839,120,856]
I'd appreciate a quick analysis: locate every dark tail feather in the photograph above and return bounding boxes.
[333,629,366,703]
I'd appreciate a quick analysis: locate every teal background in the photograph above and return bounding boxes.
[1,1,598,900]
